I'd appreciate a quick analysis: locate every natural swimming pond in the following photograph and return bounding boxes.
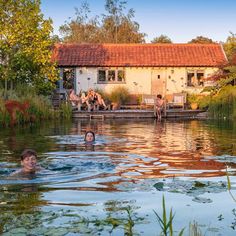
[0,119,236,235]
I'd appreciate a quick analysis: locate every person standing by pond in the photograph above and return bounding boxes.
[10,149,42,177]
[155,94,165,121]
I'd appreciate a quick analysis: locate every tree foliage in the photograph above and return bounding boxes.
[223,32,236,62]
[59,0,146,43]
[151,35,172,44]
[188,36,216,44]
[59,2,101,43]
[0,0,58,94]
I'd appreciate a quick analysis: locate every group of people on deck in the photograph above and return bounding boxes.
[69,88,107,111]
[69,88,165,120]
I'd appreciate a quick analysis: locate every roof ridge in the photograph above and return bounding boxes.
[55,42,221,47]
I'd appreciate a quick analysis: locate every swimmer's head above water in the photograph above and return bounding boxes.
[84,131,95,142]
[20,149,38,173]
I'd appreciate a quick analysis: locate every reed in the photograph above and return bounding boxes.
[60,102,72,120]
[154,195,184,236]
[207,85,236,119]
[189,221,203,236]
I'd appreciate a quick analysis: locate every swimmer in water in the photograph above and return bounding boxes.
[10,149,42,177]
[84,130,95,143]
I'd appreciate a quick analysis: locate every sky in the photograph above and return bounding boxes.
[40,0,236,43]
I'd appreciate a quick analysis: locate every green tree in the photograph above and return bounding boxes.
[151,35,172,43]
[188,36,216,44]
[223,32,236,62]
[59,1,101,43]
[100,0,145,43]
[59,0,145,43]
[0,0,58,95]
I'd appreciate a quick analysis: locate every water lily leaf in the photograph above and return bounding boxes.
[153,182,164,191]
[192,197,213,203]
[193,181,207,188]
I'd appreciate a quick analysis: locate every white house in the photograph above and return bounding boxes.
[52,43,227,96]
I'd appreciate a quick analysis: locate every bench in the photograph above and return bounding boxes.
[166,93,186,110]
[141,94,156,110]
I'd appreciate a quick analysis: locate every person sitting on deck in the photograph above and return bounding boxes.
[68,89,82,110]
[10,149,42,178]
[87,89,107,110]
[69,89,92,110]
[155,94,165,121]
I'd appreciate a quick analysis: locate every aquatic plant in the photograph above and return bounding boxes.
[60,102,72,120]
[226,166,236,202]
[208,86,236,119]
[189,221,203,236]
[153,195,184,236]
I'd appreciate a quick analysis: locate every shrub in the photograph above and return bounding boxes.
[208,85,236,119]
[108,87,131,104]
[0,85,56,126]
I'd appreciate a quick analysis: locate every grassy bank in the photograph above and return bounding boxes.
[205,85,236,119]
[0,86,71,126]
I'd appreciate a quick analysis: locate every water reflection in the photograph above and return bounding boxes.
[1,119,236,182]
[1,119,236,235]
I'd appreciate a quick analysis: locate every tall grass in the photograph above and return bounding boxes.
[207,85,236,119]
[189,221,203,236]
[60,102,72,120]
[0,85,56,126]
[154,195,184,236]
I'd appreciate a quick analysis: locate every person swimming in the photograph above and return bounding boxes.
[10,149,42,178]
[84,130,95,143]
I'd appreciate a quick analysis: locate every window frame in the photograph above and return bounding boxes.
[97,68,126,84]
[187,70,205,87]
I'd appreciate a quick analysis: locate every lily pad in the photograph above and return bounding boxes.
[192,196,213,203]
[153,182,164,191]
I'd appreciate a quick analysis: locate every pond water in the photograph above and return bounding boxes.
[0,119,236,235]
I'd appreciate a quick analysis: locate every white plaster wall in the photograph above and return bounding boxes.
[165,67,218,95]
[165,67,186,94]
[74,66,219,95]
[125,68,152,94]
[75,67,152,94]
[75,67,98,94]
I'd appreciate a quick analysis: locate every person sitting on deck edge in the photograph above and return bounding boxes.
[155,94,165,121]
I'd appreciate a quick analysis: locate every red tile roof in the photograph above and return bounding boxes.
[52,43,227,67]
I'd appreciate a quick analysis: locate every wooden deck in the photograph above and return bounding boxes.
[72,109,207,119]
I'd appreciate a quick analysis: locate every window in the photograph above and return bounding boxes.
[108,70,115,81]
[187,71,204,87]
[62,68,75,89]
[187,72,195,87]
[117,70,124,81]
[197,72,204,86]
[98,68,125,83]
[98,70,106,81]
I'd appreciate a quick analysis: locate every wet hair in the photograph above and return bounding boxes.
[157,94,162,99]
[84,131,95,141]
[20,149,37,161]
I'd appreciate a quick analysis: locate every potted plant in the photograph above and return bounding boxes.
[109,87,130,110]
[187,93,199,110]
